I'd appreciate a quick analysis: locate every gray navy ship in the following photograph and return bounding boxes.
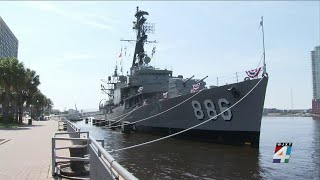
[100,7,268,147]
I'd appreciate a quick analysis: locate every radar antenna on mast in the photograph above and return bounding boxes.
[120,6,157,71]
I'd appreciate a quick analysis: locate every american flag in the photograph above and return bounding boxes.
[151,47,156,58]
[191,83,201,93]
[246,67,262,78]
[138,86,143,93]
[163,92,168,99]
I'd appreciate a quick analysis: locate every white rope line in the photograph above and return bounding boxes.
[107,76,264,153]
[105,109,132,121]
[105,106,141,128]
[105,89,204,129]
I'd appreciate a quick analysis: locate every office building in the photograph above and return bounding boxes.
[0,16,18,59]
[311,45,320,114]
[0,17,19,113]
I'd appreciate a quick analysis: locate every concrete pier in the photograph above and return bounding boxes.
[0,118,66,180]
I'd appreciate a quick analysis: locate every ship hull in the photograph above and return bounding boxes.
[105,77,268,147]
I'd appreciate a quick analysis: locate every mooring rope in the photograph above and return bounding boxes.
[105,105,142,128]
[107,76,265,153]
[105,89,204,129]
[105,109,133,121]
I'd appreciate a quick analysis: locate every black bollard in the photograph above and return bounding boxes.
[69,144,88,172]
[121,121,131,134]
[28,119,32,125]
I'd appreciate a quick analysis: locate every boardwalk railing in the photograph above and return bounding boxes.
[52,118,138,180]
[57,119,66,131]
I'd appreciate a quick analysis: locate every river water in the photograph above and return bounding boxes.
[72,117,320,180]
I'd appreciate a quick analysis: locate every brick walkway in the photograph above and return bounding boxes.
[0,118,63,180]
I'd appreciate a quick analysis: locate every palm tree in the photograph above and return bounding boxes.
[31,91,47,119]
[46,98,54,114]
[13,67,27,123]
[0,58,25,125]
[1,58,53,124]
[18,69,40,123]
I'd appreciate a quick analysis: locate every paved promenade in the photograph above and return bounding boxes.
[0,119,61,180]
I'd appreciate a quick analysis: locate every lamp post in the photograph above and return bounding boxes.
[99,99,107,113]
[30,105,33,119]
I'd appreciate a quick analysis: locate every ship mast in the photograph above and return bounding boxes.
[132,6,148,67]
[121,7,157,71]
[260,16,267,74]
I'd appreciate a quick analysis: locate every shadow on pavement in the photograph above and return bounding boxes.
[0,124,45,131]
[0,127,31,131]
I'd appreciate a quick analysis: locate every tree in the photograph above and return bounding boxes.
[0,58,25,124]
[31,91,46,119]
[0,58,53,124]
[46,98,53,114]
[18,69,40,123]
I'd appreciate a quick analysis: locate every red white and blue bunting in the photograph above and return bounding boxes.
[163,92,168,99]
[191,83,201,93]
[246,67,262,78]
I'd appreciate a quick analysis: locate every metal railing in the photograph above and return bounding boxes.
[52,118,138,180]
[52,131,90,177]
[58,118,66,131]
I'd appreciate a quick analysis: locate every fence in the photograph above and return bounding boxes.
[52,118,138,180]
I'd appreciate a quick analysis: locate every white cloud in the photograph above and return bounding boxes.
[64,53,95,61]
[82,13,122,25]
[24,1,114,31]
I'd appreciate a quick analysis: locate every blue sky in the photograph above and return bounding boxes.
[0,1,319,111]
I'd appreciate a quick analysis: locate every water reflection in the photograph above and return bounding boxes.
[312,117,320,178]
[259,117,320,179]
[74,117,320,179]
[75,120,263,179]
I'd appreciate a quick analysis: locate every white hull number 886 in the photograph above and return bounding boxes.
[191,98,232,121]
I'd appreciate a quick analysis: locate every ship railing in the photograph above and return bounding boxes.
[214,70,264,87]
[135,64,172,71]
[153,64,172,71]
[52,119,138,180]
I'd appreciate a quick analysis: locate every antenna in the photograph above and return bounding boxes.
[291,88,293,112]
[74,102,77,112]
[144,22,155,34]
[260,16,267,74]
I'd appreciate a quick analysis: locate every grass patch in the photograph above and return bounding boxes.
[0,123,21,128]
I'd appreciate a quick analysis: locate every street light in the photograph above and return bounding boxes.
[99,99,107,112]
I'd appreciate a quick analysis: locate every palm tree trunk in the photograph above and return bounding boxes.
[16,93,23,124]
[2,91,9,125]
[18,103,23,124]
[14,102,19,123]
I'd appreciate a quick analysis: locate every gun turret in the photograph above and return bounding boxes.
[196,76,208,83]
[183,75,195,87]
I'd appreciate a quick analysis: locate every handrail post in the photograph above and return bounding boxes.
[101,140,105,148]
[51,138,56,176]
[62,119,138,179]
